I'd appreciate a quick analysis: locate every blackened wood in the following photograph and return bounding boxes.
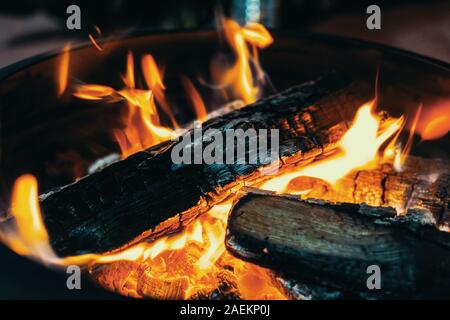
[225,188,450,299]
[285,155,450,227]
[272,275,349,300]
[41,73,370,256]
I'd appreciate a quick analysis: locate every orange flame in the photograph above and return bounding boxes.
[416,100,450,141]
[5,175,49,254]
[88,34,103,52]
[114,89,173,157]
[180,76,208,122]
[74,52,173,158]
[261,100,404,192]
[57,44,70,96]
[241,23,273,49]
[0,176,284,299]
[0,175,59,264]
[392,105,421,171]
[141,54,179,128]
[0,94,415,300]
[117,53,173,157]
[73,84,115,100]
[216,19,273,104]
[88,25,103,51]
[384,101,449,171]
[0,98,406,299]
[123,51,136,89]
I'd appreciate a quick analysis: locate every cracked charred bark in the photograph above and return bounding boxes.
[287,156,449,227]
[226,188,450,299]
[40,73,373,256]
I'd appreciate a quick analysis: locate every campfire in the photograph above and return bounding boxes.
[0,18,449,300]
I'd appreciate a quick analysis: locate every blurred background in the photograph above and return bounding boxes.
[0,0,449,69]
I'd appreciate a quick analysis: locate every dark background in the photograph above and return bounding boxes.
[0,0,448,299]
[0,0,449,68]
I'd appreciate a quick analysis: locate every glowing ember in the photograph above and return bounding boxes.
[0,175,55,262]
[88,25,103,51]
[214,19,273,104]
[0,93,440,299]
[0,97,408,299]
[0,176,284,299]
[392,104,421,171]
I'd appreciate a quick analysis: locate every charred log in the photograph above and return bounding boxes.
[286,155,449,226]
[225,188,450,299]
[89,261,241,300]
[40,73,372,256]
[272,275,349,300]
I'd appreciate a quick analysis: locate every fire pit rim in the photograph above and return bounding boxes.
[0,28,449,82]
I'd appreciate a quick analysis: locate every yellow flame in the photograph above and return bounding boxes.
[4,18,428,300]
[261,101,404,192]
[0,97,408,299]
[141,54,179,128]
[88,34,103,52]
[74,53,174,158]
[116,53,173,157]
[217,19,273,104]
[114,89,173,157]
[73,84,115,100]
[241,23,273,49]
[0,174,51,257]
[393,105,421,171]
[0,176,284,299]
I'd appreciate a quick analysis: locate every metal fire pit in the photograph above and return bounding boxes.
[0,30,449,298]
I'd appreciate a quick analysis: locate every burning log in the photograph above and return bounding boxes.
[188,270,241,300]
[272,275,348,300]
[40,73,371,256]
[41,74,376,256]
[89,255,241,299]
[285,155,450,227]
[225,188,450,299]
[90,261,189,299]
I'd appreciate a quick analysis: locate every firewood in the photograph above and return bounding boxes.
[82,100,246,175]
[89,261,141,298]
[225,188,450,299]
[286,155,450,227]
[40,73,372,256]
[189,270,241,300]
[272,275,348,300]
[89,261,189,299]
[136,267,189,300]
